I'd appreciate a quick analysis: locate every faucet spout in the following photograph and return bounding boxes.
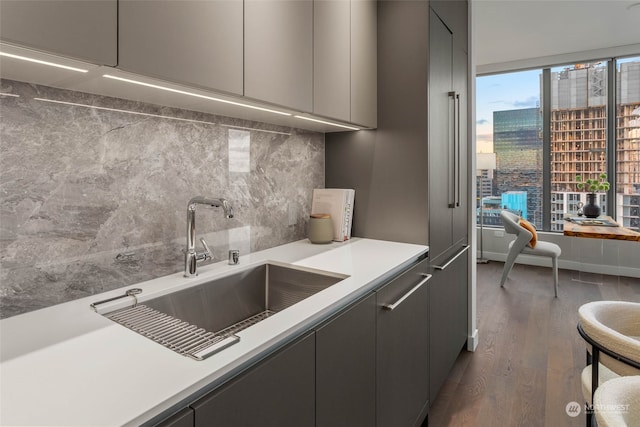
[188,196,234,218]
[185,196,234,277]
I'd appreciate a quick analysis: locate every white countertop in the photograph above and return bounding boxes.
[0,238,427,427]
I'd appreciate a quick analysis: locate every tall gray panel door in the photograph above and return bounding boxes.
[428,11,455,260]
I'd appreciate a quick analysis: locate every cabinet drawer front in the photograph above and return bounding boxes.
[191,332,315,427]
[377,258,430,305]
[376,257,430,427]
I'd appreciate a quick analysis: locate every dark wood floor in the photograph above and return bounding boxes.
[428,262,640,427]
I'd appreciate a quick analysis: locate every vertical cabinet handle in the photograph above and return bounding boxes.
[382,273,432,311]
[448,91,457,208]
[455,92,461,208]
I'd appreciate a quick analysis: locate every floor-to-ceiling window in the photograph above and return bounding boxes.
[476,56,640,232]
[616,56,640,231]
[476,69,543,228]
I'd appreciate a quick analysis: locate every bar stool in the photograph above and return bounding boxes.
[577,301,640,426]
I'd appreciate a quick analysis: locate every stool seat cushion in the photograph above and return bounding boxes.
[518,240,561,258]
[594,376,640,427]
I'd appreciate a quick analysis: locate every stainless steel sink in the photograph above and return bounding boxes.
[101,262,347,360]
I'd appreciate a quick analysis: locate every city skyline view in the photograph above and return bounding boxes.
[476,57,640,231]
[476,57,639,154]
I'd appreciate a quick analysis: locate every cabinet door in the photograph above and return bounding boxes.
[245,0,313,111]
[316,293,376,427]
[428,9,455,260]
[377,259,430,427]
[119,0,243,95]
[429,246,469,400]
[314,0,351,122]
[192,332,315,427]
[450,1,469,245]
[350,0,377,128]
[154,407,194,427]
[451,43,468,246]
[0,0,116,65]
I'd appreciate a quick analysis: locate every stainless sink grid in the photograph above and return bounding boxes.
[106,304,241,361]
[216,310,275,336]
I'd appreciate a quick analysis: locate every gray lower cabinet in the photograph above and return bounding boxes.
[244,0,313,112]
[191,332,315,427]
[316,293,376,427]
[429,246,469,400]
[376,258,430,427]
[118,0,243,95]
[0,0,117,65]
[155,407,194,427]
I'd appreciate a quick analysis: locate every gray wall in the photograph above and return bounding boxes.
[0,80,325,318]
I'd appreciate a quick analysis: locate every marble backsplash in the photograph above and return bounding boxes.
[0,79,324,319]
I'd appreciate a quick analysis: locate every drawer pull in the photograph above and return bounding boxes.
[432,245,470,270]
[382,273,432,311]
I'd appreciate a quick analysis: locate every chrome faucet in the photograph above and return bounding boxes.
[185,196,234,277]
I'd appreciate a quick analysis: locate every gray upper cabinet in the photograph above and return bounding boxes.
[313,0,351,122]
[245,0,313,112]
[0,0,116,65]
[118,0,243,95]
[350,0,377,128]
[314,0,377,127]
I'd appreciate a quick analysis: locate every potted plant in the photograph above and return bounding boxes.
[576,173,610,218]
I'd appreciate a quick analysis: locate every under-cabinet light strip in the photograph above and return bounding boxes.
[34,98,293,135]
[103,74,292,117]
[33,97,219,126]
[220,123,291,136]
[0,51,88,73]
[293,115,361,131]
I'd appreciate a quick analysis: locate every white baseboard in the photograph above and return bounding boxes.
[467,329,479,352]
[481,251,640,279]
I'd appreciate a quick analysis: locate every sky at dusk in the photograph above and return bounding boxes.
[476,56,639,154]
[476,69,541,153]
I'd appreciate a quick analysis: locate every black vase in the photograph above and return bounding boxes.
[583,193,601,218]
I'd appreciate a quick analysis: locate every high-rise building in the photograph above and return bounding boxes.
[501,191,528,219]
[550,62,640,230]
[493,107,543,227]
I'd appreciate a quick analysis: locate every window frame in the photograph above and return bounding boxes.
[477,55,640,232]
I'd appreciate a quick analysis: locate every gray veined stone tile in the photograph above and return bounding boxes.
[0,79,325,319]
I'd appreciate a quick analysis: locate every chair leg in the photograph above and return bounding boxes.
[552,256,559,297]
[500,251,518,288]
